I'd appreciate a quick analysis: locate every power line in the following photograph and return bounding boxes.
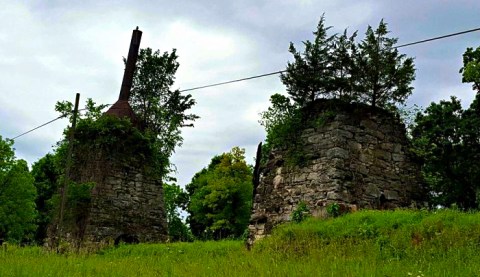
[11,115,66,140]
[10,105,113,140]
[395,27,480,49]
[180,26,480,93]
[9,26,480,140]
[179,71,285,93]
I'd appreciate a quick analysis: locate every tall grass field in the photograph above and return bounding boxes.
[2,209,480,276]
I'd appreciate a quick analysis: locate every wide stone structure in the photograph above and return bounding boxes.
[249,100,426,241]
[68,143,167,245]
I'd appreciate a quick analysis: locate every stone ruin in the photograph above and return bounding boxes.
[49,28,167,247]
[65,131,168,245]
[249,99,426,241]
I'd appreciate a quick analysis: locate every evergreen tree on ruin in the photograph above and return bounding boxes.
[280,16,415,109]
[354,20,415,109]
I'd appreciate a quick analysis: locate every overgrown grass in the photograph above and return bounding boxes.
[2,209,480,276]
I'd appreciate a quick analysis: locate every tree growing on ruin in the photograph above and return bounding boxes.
[281,16,415,109]
[329,29,358,101]
[354,20,415,108]
[262,16,417,167]
[55,49,199,181]
[281,15,336,106]
[129,48,199,178]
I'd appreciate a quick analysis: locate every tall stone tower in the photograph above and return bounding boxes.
[51,28,167,246]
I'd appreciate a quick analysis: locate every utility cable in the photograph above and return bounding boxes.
[9,26,480,140]
[10,105,112,140]
[10,115,66,140]
[179,26,480,93]
[395,27,480,49]
[179,71,285,92]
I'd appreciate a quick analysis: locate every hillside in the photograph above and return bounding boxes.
[2,209,480,276]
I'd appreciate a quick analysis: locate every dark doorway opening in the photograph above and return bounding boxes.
[114,234,139,246]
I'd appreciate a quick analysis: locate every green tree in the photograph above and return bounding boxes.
[163,182,192,242]
[354,20,415,108]
[186,147,253,240]
[460,94,480,204]
[281,16,414,109]
[129,48,199,178]
[411,97,465,207]
[259,93,298,145]
[460,46,480,92]
[258,93,304,165]
[0,136,37,242]
[55,98,108,124]
[281,15,335,106]
[56,48,199,182]
[411,47,480,209]
[31,153,60,244]
[329,29,358,101]
[412,94,480,209]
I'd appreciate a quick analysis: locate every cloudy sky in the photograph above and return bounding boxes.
[1,1,479,187]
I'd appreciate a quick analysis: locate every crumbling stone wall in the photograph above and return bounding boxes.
[73,153,167,244]
[249,100,426,241]
[52,116,168,246]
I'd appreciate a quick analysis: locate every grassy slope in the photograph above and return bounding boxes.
[2,209,480,276]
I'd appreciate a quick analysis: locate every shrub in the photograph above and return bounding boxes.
[326,202,340,218]
[292,202,310,223]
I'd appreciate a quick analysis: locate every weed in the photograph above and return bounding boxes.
[326,202,340,217]
[291,202,310,223]
[314,110,336,128]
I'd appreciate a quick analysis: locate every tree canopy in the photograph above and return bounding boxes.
[54,48,198,182]
[460,46,480,92]
[262,16,416,166]
[31,153,60,244]
[186,147,253,240]
[412,94,480,209]
[281,15,336,106]
[411,46,480,210]
[129,48,199,179]
[280,16,415,109]
[0,136,37,242]
[355,20,415,108]
[163,182,192,242]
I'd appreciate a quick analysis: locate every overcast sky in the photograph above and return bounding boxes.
[1,1,479,187]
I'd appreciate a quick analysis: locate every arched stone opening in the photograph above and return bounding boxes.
[114,234,139,246]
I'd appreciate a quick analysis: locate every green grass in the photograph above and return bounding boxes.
[2,209,480,276]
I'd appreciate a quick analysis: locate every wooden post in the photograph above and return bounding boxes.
[58,93,80,228]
